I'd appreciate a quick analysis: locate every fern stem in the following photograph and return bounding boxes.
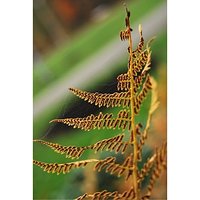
[127,11,139,199]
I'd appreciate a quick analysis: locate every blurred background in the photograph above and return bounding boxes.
[33,0,167,199]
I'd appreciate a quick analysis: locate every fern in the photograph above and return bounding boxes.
[33,4,166,200]
[69,88,131,108]
[34,134,129,159]
[76,187,136,200]
[50,110,132,131]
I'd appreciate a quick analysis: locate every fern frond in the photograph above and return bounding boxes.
[144,141,167,199]
[117,73,131,91]
[50,110,131,131]
[129,28,152,77]
[33,159,98,175]
[134,74,152,114]
[33,4,166,199]
[94,154,134,180]
[137,77,159,158]
[133,72,146,93]
[115,187,135,200]
[117,71,147,95]
[33,156,134,178]
[117,25,149,92]
[119,9,131,41]
[76,187,135,200]
[131,24,144,56]
[141,37,155,75]
[117,67,151,95]
[141,50,151,74]
[130,50,149,76]
[137,154,157,183]
[69,88,130,108]
[89,134,129,154]
[33,134,129,159]
[33,139,87,159]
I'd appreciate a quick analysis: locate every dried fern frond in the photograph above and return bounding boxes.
[142,141,167,199]
[129,49,149,77]
[117,71,147,94]
[33,134,129,159]
[124,25,152,77]
[115,187,135,200]
[141,37,155,75]
[117,26,153,93]
[33,4,166,199]
[89,134,129,154]
[76,187,135,200]
[134,74,152,114]
[132,24,144,55]
[33,156,135,179]
[94,154,134,180]
[33,159,98,175]
[137,77,159,157]
[117,73,131,91]
[69,88,130,108]
[50,110,131,131]
[76,190,118,200]
[133,72,146,93]
[137,154,157,183]
[33,139,87,159]
[120,8,132,41]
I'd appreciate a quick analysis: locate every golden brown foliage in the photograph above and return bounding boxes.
[76,187,136,200]
[69,88,131,108]
[33,159,98,175]
[34,134,130,159]
[33,5,166,200]
[49,110,132,131]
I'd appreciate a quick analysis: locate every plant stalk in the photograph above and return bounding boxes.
[128,18,139,199]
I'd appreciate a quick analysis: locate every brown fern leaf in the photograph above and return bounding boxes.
[89,134,129,154]
[69,88,131,108]
[33,134,128,159]
[137,154,157,183]
[129,50,149,77]
[114,187,136,200]
[94,154,134,180]
[141,37,155,75]
[76,187,135,200]
[117,58,151,94]
[134,74,152,114]
[117,71,146,94]
[143,142,167,198]
[117,26,148,92]
[114,109,131,130]
[132,24,144,55]
[33,139,87,159]
[50,110,131,131]
[76,190,119,200]
[129,32,152,77]
[137,77,159,157]
[117,73,131,91]
[50,112,112,131]
[133,72,146,93]
[33,159,98,175]
[120,28,130,41]
[141,49,151,74]
[120,8,132,41]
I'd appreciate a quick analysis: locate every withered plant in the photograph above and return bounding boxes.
[33,6,167,200]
